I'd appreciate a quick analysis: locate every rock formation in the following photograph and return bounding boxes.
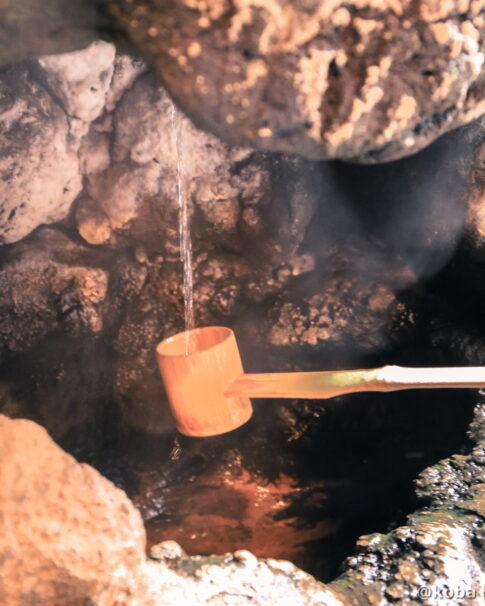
[109,0,485,162]
[0,41,482,444]
[1,1,483,162]
[0,64,82,244]
[0,412,346,605]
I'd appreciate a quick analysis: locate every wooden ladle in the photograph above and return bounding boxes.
[156,326,485,437]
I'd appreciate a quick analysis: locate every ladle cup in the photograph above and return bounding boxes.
[156,326,485,437]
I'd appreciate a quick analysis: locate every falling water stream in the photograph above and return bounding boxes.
[109,102,480,588]
[172,103,194,354]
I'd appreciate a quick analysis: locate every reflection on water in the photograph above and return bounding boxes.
[141,466,342,579]
[101,388,475,582]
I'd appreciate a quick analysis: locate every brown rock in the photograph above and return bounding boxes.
[109,0,485,162]
[0,228,109,352]
[76,195,112,245]
[0,414,146,606]
[267,278,398,351]
[0,227,117,451]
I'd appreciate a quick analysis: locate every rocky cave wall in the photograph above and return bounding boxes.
[0,41,483,455]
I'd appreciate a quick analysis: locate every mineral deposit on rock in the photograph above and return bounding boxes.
[109,0,485,162]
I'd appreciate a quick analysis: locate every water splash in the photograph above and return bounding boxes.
[169,435,182,461]
[171,103,194,354]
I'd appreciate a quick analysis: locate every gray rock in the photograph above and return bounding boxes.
[0,64,82,243]
[84,72,254,245]
[0,43,153,246]
[38,40,116,123]
[143,553,346,606]
[105,53,147,111]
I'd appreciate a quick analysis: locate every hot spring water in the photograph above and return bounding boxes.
[171,103,194,354]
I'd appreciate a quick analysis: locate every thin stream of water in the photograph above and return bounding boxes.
[172,103,195,354]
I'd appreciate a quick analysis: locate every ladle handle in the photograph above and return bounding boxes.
[375,365,485,391]
[226,365,485,400]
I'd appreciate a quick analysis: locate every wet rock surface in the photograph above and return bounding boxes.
[0,415,347,606]
[327,398,485,605]
[122,382,474,583]
[109,0,485,162]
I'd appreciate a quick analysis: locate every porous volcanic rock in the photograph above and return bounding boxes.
[1,2,483,163]
[109,0,485,163]
[0,414,147,606]
[0,228,109,353]
[0,227,144,451]
[326,399,485,605]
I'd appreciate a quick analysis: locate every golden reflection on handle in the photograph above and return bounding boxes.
[226,366,485,399]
